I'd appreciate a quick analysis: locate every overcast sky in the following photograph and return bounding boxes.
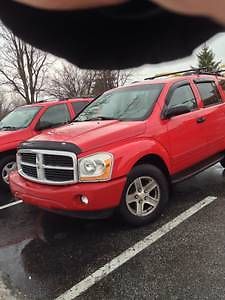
[129,32,225,82]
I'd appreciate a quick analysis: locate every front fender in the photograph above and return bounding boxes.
[111,139,171,179]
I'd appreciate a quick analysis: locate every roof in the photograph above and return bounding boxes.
[135,74,225,86]
[22,97,93,108]
[105,69,225,94]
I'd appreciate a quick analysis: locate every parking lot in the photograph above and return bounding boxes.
[1,164,225,300]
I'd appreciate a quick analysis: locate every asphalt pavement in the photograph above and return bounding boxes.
[1,164,225,300]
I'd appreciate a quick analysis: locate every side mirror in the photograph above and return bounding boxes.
[164,104,191,119]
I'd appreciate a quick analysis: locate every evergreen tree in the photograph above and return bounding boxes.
[197,45,221,72]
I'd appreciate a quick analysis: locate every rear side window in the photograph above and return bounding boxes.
[72,101,89,115]
[196,81,222,107]
[168,84,197,111]
[40,104,70,127]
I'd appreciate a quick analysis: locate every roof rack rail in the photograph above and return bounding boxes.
[144,68,225,81]
[58,97,70,101]
[36,96,93,103]
[37,98,58,103]
[58,96,93,101]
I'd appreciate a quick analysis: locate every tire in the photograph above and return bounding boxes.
[0,155,16,190]
[221,158,225,168]
[119,164,169,226]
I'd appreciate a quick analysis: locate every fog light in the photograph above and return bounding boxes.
[81,196,89,205]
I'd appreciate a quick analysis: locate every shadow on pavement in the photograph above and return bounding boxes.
[0,190,14,205]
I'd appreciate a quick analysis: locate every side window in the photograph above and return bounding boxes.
[72,101,90,115]
[196,81,222,107]
[168,84,197,111]
[39,104,70,127]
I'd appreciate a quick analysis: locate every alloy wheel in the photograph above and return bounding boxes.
[125,176,160,217]
[2,161,16,184]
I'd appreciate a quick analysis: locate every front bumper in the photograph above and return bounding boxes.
[9,171,126,212]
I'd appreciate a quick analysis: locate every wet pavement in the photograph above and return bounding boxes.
[1,164,225,299]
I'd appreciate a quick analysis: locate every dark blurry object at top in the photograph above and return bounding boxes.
[0,0,223,69]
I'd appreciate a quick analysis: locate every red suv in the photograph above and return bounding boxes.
[0,98,92,189]
[9,71,225,225]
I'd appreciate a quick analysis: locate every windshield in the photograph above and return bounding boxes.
[75,84,164,122]
[0,106,41,130]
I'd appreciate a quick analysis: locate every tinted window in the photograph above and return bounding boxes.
[39,104,70,127]
[168,84,197,110]
[196,81,221,107]
[76,84,164,122]
[72,101,89,115]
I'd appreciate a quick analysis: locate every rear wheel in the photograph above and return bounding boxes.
[0,155,16,190]
[119,164,169,226]
[221,158,225,168]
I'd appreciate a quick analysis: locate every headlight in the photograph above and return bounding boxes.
[78,153,113,182]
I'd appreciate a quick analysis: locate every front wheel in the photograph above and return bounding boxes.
[0,155,16,190]
[119,164,169,226]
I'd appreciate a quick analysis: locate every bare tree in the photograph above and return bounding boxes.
[0,26,50,104]
[0,95,6,119]
[92,70,131,96]
[49,64,132,99]
[48,64,97,99]
[0,93,16,119]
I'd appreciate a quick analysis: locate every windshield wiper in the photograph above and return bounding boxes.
[0,126,21,130]
[74,116,120,122]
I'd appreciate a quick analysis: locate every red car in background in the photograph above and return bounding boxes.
[0,98,92,189]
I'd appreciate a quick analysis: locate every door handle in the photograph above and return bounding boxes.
[196,117,206,124]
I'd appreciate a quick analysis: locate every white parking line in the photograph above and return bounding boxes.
[55,196,217,300]
[0,200,23,210]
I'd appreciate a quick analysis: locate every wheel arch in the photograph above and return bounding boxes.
[112,139,172,180]
[0,149,17,160]
[133,154,171,183]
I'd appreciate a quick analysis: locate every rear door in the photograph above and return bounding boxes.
[194,79,225,155]
[163,81,208,173]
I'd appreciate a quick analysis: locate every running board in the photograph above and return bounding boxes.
[171,153,225,184]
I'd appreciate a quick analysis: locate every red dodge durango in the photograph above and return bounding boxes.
[9,71,225,225]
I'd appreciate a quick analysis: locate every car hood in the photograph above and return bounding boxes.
[31,120,146,152]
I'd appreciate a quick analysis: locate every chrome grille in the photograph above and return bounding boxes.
[21,153,36,164]
[17,149,77,185]
[43,154,73,167]
[22,165,38,178]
